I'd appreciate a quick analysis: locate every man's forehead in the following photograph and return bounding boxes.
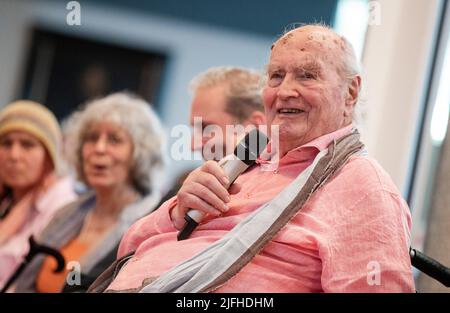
[270,28,345,70]
[267,54,323,71]
[190,104,220,122]
[190,89,232,126]
[272,27,344,53]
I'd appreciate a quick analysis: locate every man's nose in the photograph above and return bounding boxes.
[277,76,300,100]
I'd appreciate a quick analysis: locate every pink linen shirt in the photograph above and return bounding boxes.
[108,125,415,292]
[0,176,77,289]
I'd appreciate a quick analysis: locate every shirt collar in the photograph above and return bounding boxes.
[295,124,355,152]
[257,124,355,165]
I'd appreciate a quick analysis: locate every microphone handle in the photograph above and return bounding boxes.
[177,214,199,242]
[177,157,249,241]
[410,247,450,287]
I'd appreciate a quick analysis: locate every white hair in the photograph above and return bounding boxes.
[63,92,166,195]
[338,34,367,132]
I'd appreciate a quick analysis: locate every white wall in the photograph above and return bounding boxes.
[0,0,273,190]
[362,0,442,195]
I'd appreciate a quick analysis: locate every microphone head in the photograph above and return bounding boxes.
[233,129,268,165]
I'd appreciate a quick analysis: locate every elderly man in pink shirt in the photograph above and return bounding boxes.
[91,24,415,293]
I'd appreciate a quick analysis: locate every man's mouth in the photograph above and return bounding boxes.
[277,108,305,114]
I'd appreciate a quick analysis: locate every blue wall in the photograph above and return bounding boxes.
[82,0,338,38]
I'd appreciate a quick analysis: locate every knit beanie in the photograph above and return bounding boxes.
[0,100,62,173]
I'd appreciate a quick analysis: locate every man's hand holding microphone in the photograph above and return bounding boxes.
[172,129,268,240]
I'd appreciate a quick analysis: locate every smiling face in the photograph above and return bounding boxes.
[263,26,357,156]
[0,131,51,191]
[82,121,134,191]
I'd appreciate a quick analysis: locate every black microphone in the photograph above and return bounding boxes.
[177,129,268,241]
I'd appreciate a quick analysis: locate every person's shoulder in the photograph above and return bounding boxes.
[35,176,80,217]
[48,175,77,196]
[316,155,411,225]
[38,176,78,208]
[331,154,401,195]
[43,190,94,227]
[37,190,95,242]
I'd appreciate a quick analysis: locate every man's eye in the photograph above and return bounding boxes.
[270,73,282,80]
[268,73,283,86]
[298,71,317,80]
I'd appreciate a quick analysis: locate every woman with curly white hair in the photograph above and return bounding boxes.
[13,92,166,292]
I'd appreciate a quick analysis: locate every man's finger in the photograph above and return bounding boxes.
[184,182,229,212]
[201,161,229,186]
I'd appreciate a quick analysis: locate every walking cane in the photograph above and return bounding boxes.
[410,247,450,287]
[1,235,65,293]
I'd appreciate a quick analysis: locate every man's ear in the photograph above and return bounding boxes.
[245,111,267,126]
[344,75,361,117]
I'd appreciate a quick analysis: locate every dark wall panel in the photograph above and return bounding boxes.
[82,0,338,38]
